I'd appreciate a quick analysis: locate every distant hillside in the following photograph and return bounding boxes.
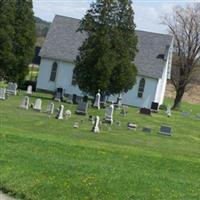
[35,16,51,46]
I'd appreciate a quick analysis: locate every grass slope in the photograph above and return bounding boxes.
[0,92,200,200]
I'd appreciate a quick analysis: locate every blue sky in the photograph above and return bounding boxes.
[33,0,198,34]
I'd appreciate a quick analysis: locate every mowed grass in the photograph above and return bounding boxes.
[0,92,200,200]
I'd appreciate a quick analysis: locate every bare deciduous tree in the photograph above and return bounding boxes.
[163,4,200,109]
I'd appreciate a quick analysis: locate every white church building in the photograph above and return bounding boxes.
[37,15,173,108]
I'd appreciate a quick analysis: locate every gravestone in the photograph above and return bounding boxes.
[181,111,190,117]
[120,105,128,116]
[83,95,88,102]
[33,98,42,111]
[127,123,137,131]
[66,94,73,104]
[6,82,17,95]
[104,103,114,124]
[151,102,159,112]
[73,122,79,128]
[56,105,64,119]
[115,121,121,127]
[159,125,172,136]
[54,91,62,102]
[140,107,151,116]
[196,113,200,119]
[26,85,32,95]
[166,105,171,117]
[91,116,100,133]
[100,95,106,108]
[20,96,29,109]
[142,127,151,133]
[76,96,83,104]
[47,102,54,115]
[115,95,122,108]
[93,89,101,109]
[65,109,72,118]
[76,102,88,115]
[72,94,77,104]
[0,88,6,100]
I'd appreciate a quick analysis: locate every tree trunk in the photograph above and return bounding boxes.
[172,85,185,110]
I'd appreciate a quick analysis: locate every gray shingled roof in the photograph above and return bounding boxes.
[40,15,173,79]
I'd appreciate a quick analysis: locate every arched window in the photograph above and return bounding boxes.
[71,69,77,86]
[138,78,145,98]
[50,62,57,82]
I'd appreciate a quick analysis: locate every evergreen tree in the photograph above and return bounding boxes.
[109,0,137,94]
[74,0,137,96]
[14,0,35,85]
[0,0,16,80]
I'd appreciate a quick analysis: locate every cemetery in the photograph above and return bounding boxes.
[0,89,200,200]
[0,1,199,199]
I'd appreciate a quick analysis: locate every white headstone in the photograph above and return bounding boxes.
[56,105,64,119]
[92,116,100,133]
[26,85,32,95]
[93,89,101,109]
[127,123,137,130]
[73,122,79,128]
[33,98,42,111]
[65,109,72,118]
[166,105,171,117]
[0,88,6,100]
[104,102,114,124]
[20,96,29,109]
[47,102,54,115]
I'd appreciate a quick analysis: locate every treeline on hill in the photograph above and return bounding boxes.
[35,17,51,46]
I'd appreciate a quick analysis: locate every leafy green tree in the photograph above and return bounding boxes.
[14,0,35,85]
[0,0,16,80]
[74,0,137,96]
[109,0,137,94]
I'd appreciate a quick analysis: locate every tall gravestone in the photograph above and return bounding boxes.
[93,89,101,109]
[166,105,171,117]
[91,116,100,133]
[47,102,54,115]
[115,94,122,108]
[104,102,114,124]
[0,88,6,100]
[56,105,64,119]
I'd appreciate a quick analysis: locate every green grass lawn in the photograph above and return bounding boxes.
[0,92,200,200]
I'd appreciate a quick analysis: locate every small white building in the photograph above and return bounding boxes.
[37,15,173,108]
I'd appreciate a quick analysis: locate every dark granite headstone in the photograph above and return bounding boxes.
[140,108,151,116]
[100,95,106,108]
[83,95,88,102]
[159,125,172,136]
[142,127,151,133]
[72,94,77,104]
[76,102,88,115]
[54,88,64,101]
[151,102,159,111]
